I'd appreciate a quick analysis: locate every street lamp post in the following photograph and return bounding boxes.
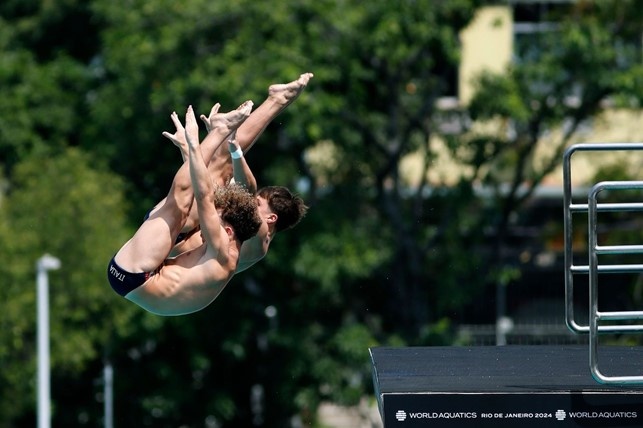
[104,361,113,428]
[37,254,61,428]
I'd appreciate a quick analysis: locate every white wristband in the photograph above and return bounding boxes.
[230,147,243,159]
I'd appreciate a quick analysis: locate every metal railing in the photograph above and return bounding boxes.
[563,143,643,385]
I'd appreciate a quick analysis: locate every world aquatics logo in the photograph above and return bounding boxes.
[396,410,407,421]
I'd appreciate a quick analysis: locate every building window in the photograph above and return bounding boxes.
[511,1,573,63]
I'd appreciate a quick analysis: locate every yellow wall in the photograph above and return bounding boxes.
[459,6,512,105]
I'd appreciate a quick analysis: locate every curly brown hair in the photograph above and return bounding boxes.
[257,186,308,232]
[214,183,261,242]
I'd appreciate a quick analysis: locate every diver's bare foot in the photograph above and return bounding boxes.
[200,100,253,134]
[267,72,314,107]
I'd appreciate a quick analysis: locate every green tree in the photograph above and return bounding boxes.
[0,148,134,425]
[0,1,96,173]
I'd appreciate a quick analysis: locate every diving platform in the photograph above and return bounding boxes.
[370,345,643,427]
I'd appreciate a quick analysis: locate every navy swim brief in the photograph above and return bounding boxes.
[107,257,156,297]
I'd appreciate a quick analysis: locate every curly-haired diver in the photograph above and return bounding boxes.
[107,104,261,316]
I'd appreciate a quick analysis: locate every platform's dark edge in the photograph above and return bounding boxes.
[370,345,643,394]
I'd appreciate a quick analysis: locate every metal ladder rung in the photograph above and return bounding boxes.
[590,370,643,385]
[595,244,643,254]
[574,325,643,333]
[570,264,643,274]
[570,202,643,213]
[597,311,643,321]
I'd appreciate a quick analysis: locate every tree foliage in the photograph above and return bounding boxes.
[0,148,134,424]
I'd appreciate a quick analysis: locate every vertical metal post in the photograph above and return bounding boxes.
[104,361,113,428]
[36,254,60,428]
[587,184,601,381]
